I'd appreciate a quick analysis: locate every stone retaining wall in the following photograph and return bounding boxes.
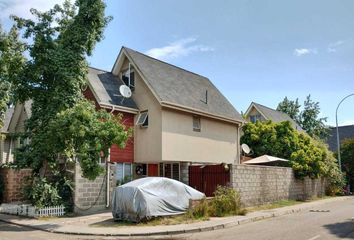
[231,164,326,207]
[0,168,32,203]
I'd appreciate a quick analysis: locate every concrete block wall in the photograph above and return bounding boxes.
[231,164,326,207]
[0,168,32,203]
[74,163,116,214]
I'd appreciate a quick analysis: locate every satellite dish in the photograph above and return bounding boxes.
[241,143,251,155]
[119,85,132,98]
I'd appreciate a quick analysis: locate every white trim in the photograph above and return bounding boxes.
[99,103,138,114]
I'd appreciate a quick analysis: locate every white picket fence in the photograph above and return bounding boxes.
[0,203,65,218]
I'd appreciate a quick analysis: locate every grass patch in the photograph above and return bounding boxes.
[247,196,334,212]
[247,200,302,212]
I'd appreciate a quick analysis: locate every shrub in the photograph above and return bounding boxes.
[187,198,210,219]
[188,186,246,219]
[24,176,73,208]
[209,186,246,217]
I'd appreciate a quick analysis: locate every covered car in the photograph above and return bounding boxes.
[112,177,205,222]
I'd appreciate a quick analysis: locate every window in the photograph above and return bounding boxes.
[136,111,148,127]
[250,114,261,123]
[193,116,201,132]
[116,163,132,184]
[159,163,180,181]
[122,70,135,91]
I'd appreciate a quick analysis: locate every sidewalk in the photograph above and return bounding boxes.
[0,196,352,237]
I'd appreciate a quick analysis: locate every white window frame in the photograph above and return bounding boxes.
[160,163,180,181]
[121,68,135,89]
[116,163,133,181]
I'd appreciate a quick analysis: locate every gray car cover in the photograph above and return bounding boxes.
[112,177,205,222]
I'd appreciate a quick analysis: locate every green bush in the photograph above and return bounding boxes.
[188,186,246,219]
[187,198,210,219]
[24,176,73,208]
[209,186,246,217]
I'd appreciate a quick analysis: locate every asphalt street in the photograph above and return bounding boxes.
[0,197,353,240]
[184,197,354,240]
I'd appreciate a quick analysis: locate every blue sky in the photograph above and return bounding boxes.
[1,0,354,126]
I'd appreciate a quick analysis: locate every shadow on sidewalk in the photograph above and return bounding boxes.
[0,221,34,232]
[0,214,61,232]
[323,219,354,239]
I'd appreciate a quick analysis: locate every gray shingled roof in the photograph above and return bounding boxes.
[252,102,304,131]
[87,67,138,110]
[1,107,14,133]
[123,47,243,122]
[326,125,354,152]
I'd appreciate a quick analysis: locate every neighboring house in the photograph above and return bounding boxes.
[0,46,244,185]
[244,102,303,132]
[0,107,15,164]
[326,125,354,152]
[0,102,32,164]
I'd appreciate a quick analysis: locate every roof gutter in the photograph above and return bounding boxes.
[161,101,245,125]
[99,102,139,114]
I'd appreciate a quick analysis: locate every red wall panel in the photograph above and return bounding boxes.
[83,87,135,163]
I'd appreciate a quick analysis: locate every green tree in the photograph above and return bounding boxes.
[339,138,354,192]
[9,0,113,177]
[299,95,329,139]
[276,97,301,122]
[277,95,329,139]
[0,25,26,130]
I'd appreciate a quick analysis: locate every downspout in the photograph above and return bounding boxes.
[237,123,243,165]
[106,148,111,208]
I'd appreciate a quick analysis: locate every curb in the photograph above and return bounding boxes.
[0,196,352,237]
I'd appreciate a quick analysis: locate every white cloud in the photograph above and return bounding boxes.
[327,40,344,53]
[145,37,214,60]
[0,0,65,20]
[293,48,318,57]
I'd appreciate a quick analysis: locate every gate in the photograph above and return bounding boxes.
[189,164,230,197]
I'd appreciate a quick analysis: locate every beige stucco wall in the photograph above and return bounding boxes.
[118,58,162,163]
[161,108,238,164]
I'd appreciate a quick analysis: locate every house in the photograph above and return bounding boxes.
[0,101,32,164]
[244,102,303,132]
[326,125,354,152]
[111,47,244,182]
[0,47,244,203]
[1,107,15,164]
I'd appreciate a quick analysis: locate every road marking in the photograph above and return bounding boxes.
[307,235,321,240]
